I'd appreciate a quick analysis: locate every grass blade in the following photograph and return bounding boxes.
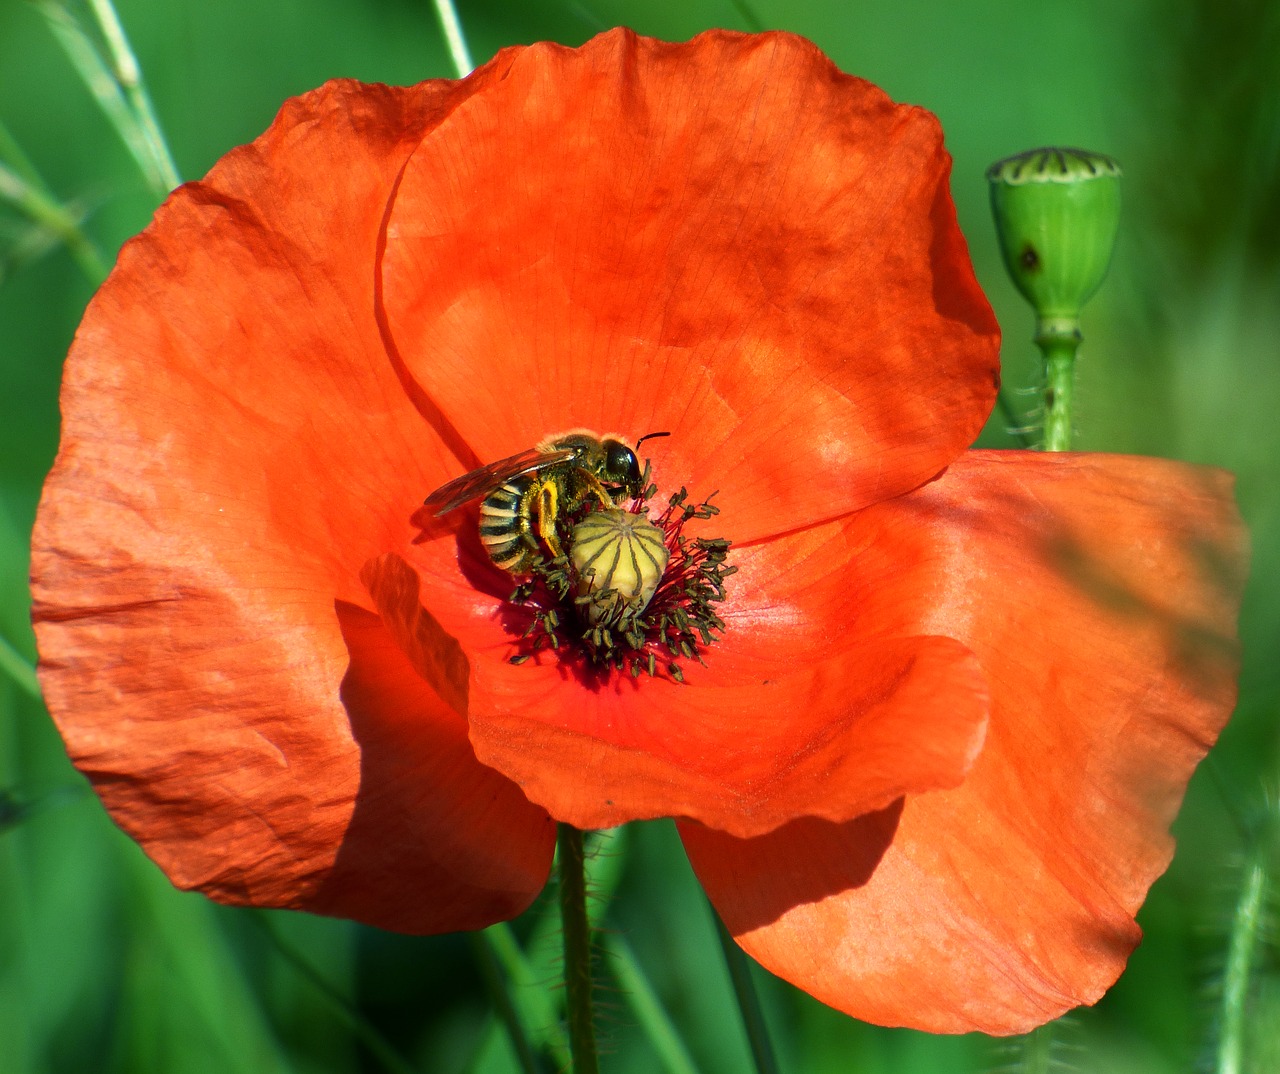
[251,913,422,1074]
[470,930,543,1074]
[603,931,701,1074]
[429,0,474,77]
[712,908,780,1074]
[85,0,180,190]
[484,919,571,1068]
[33,0,175,201]
[0,635,42,703]
[1216,822,1274,1074]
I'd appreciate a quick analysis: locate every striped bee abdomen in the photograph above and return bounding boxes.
[478,478,539,572]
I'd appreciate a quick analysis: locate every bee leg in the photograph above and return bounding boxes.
[536,479,565,559]
[580,473,618,509]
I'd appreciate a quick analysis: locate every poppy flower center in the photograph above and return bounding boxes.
[507,472,734,682]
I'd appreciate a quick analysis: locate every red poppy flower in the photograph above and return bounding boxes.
[31,29,1246,1034]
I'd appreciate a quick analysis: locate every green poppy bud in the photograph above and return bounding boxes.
[987,147,1122,325]
[987,148,1122,451]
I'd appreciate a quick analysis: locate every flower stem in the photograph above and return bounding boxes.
[1037,317,1081,452]
[429,0,474,77]
[712,909,780,1074]
[558,824,599,1074]
[1017,1023,1055,1074]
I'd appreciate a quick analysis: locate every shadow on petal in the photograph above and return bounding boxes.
[679,799,903,932]
[309,601,554,934]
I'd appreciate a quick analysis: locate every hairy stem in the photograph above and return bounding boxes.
[1036,318,1081,452]
[558,825,599,1074]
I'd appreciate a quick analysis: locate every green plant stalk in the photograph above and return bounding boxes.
[34,1,173,201]
[1019,1023,1054,1074]
[467,829,624,1071]
[727,0,765,32]
[483,921,571,1066]
[86,0,182,191]
[558,825,599,1074]
[250,913,421,1074]
[0,118,44,187]
[470,932,542,1074]
[1037,318,1081,452]
[430,0,474,77]
[0,655,37,1074]
[0,635,42,702]
[603,932,702,1074]
[0,160,109,283]
[712,910,780,1074]
[1217,845,1269,1074]
[123,849,293,1072]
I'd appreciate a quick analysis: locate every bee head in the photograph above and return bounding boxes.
[601,438,644,500]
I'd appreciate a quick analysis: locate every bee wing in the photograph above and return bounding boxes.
[424,447,579,516]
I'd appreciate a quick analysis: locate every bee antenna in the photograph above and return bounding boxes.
[635,431,671,450]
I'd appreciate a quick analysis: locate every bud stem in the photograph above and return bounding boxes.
[1036,317,1082,452]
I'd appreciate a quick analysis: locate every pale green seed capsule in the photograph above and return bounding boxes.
[987,146,1122,323]
[570,509,669,621]
[988,147,1122,452]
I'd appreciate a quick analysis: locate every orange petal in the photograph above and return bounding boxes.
[461,630,987,837]
[326,601,553,932]
[682,451,1247,1032]
[31,78,553,925]
[394,463,993,839]
[395,497,991,836]
[380,29,999,542]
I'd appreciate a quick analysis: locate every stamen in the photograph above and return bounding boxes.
[506,472,733,682]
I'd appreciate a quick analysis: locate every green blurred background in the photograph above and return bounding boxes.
[1,1,1277,1071]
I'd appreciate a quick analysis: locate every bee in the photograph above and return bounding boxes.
[424,430,669,573]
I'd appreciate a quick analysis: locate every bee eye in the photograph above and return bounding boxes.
[604,441,640,485]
